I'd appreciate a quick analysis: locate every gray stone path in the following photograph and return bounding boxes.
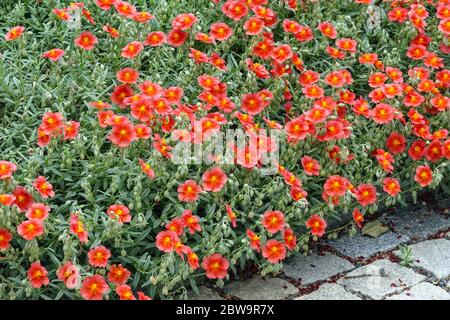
[189,206,450,300]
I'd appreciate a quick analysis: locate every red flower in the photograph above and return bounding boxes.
[33,176,55,199]
[271,45,292,63]
[241,93,264,115]
[103,24,120,38]
[355,184,377,206]
[283,228,297,250]
[303,85,324,99]
[80,275,110,300]
[167,29,188,47]
[301,156,320,176]
[352,208,364,228]
[5,26,25,41]
[261,210,285,234]
[210,22,233,41]
[223,1,249,21]
[28,261,49,288]
[57,261,80,289]
[116,284,136,300]
[443,139,450,159]
[41,48,65,61]
[0,228,13,250]
[181,210,202,234]
[74,31,98,50]
[116,67,139,84]
[386,132,406,155]
[425,140,443,163]
[0,161,17,179]
[0,194,15,207]
[144,31,166,46]
[88,246,111,267]
[26,203,50,221]
[13,186,34,212]
[226,204,237,228]
[137,292,152,300]
[107,204,131,223]
[336,38,357,53]
[63,121,80,140]
[323,175,348,197]
[414,165,433,187]
[246,229,261,252]
[201,253,229,279]
[262,239,286,264]
[177,180,202,202]
[114,1,136,18]
[139,159,155,179]
[406,44,428,60]
[408,140,426,161]
[17,219,44,241]
[202,167,228,192]
[108,264,131,285]
[121,41,143,59]
[186,248,199,270]
[372,103,394,124]
[172,13,197,30]
[156,230,179,253]
[285,117,311,141]
[305,214,327,237]
[383,177,401,196]
[108,122,136,148]
[69,214,89,244]
[317,21,337,39]
[40,112,64,134]
[244,17,264,35]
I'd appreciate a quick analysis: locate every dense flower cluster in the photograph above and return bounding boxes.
[0,0,448,300]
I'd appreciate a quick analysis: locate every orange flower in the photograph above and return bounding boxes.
[33,176,55,199]
[57,261,80,289]
[261,210,285,234]
[167,29,188,47]
[226,204,237,228]
[116,284,136,300]
[88,246,111,268]
[0,161,17,180]
[355,184,377,207]
[172,13,197,30]
[40,112,64,135]
[414,165,433,187]
[103,24,120,38]
[95,0,116,11]
[114,1,136,18]
[201,167,228,192]
[0,194,15,207]
[201,253,229,279]
[17,219,44,241]
[283,228,297,250]
[305,214,327,237]
[133,11,154,23]
[0,228,13,250]
[108,264,131,285]
[80,275,109,300]
[13,186,34,212]
[317,21,337,39]
[69,214,89,244]
[383,177,401,196]
[301,156,320,176]
[244,16,264,35]
[116,67,139,84]
[27,261,49,288]
[121,41,143,59]
[372,103,394,124]
[26,203,50,221]
[41,48,65,61]
[246,229,261,252]
[324,175,348,197]
[107,204,131,223]
[74,31,98,51]
[181,210,202,234]
[262,239,286,264]
[352,208,364,228]
[139,159,155,179]
[108,121,136,148]
[210,22,233,41]
[336,38,357,53]
[5,26,25,41]
[178,180,202,202]
[156,230,179,253]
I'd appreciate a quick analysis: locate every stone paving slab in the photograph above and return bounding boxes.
[386,282,450,300]
[224,277,298,300]
[395,239,450,279]
[380,209,450,240]
[296,283,361,300]
[283,252,354,285]
[326,232,410,259]
[188,286,224,300]
[337,259,426,300]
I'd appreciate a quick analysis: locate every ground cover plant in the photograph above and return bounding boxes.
[0,0,449,300]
